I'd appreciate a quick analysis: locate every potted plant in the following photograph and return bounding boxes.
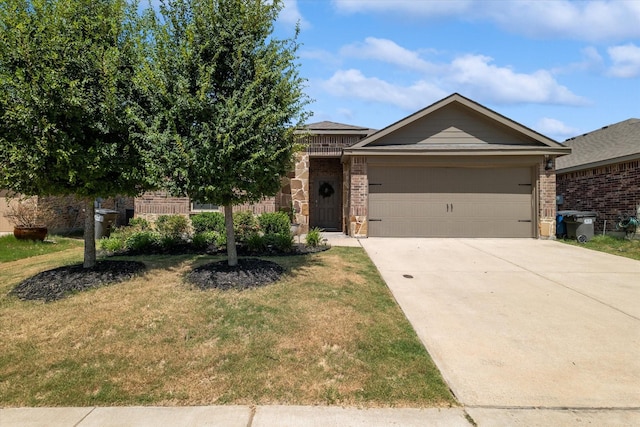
[3,197,55,241]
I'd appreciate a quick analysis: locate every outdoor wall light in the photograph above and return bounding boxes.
[545,156,553,171]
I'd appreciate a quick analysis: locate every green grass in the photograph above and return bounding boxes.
[560,234,640,261]
[0,247,455,408]
[0,234,84,263]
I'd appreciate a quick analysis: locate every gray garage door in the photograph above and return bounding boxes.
[368,166,534,237]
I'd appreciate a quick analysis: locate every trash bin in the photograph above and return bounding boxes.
[95,209,119,239]
[558,210,597,243]
[556,212,568,238]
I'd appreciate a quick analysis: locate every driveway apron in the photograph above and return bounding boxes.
[359,238,640,408]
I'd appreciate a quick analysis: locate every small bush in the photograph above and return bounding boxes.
[246,233,266,252]
[125,230,159,252]
[233,211,259,244]
[99,229,128,252]
[155,215,191,242]
[128,217,151,230]
[191,212,225,234]
[216,231,227,247]
[259,211,291,236]
[305,227,322,247]
[272,232,294,252]
[193,231,220,249]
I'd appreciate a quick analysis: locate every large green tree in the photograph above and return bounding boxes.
[144,0,310,266]
[0,0,153,267]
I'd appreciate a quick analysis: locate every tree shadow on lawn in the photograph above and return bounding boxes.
[9,246,331,302]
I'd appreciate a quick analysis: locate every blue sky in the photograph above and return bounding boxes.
[273,0,640,142]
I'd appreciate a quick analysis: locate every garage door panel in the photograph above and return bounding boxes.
[368,166,534,238]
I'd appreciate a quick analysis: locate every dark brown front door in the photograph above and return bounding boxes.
[311,176,341,230]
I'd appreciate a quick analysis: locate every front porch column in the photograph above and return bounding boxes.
[538,158,557,239]
[291,153,310,233]
[348,156,368,237]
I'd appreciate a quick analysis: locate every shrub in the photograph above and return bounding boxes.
[259,211,291,236]
[128,217,151,230]
[99,218,156,253]
[233,211,259,244]
[272,232,294,252]
[305,227,322,247]
[99,228,128,252]
[191,212,225,234]
[125,230,159,252]
[192,231,220,249]
[155,215,191,242]
[246,233,266,252]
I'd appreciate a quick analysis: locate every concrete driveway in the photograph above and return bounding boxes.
[359,238,640,409]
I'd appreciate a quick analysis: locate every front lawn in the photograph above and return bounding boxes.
[0,247,455,408]
[560,235,640,261]
[0,234,84,263]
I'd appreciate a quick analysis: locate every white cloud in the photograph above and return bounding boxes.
[446,55,589,106]
[340,37,440,73]
[607,43,640,78]
[552,46,605,74]
[536,117,581,139]
[318,39,589,112]
[279,0,310,29]
[322,69,447,110]
[332,0,640,41]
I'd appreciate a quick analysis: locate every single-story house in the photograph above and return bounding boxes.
[136,93,570,239]
[556,118,640,234]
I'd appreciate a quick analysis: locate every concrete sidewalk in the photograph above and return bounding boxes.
[3,405,640,426]
[1,405,469,427]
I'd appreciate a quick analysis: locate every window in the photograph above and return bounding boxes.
[191,201,219,212]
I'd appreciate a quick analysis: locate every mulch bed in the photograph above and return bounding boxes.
[11,244,330,302]
[10,260,146,302]
[186,258,285,291]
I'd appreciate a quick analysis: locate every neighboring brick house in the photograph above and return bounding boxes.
[0,192,133,235]
[556,118,640,234]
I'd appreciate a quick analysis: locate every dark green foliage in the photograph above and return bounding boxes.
[191,212,225,234]
[270,232,294,253]
[246,233,266,253]
[141,0,311,265]
[233,211,260,244]
[0,0,153,198]
[259,212,291,236]
[192,231,220,249]
[155,215,190,241]
[0,0,156,267]
[125,231,160,252]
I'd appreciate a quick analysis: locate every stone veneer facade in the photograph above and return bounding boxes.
[290,153,310,232]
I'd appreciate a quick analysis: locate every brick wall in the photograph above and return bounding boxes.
[556,160,640,233]
[538,160,557,238]
[347,156,368,237]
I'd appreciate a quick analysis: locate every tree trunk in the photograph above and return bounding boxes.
[83,199,97,269]
[224,204,238,267]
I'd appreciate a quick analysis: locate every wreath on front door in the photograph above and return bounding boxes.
[319,182,335,198]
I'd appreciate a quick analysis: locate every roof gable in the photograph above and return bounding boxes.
[346,93,568,155]
[556,118,640,171]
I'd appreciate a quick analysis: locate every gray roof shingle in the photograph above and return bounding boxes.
[556,118,640,171]
[302,121,372,132]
